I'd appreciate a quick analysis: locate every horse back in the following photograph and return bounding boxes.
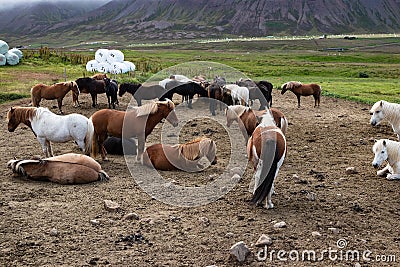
[143,144,178,170]
[91,109,125,137]
[249,126,286,164]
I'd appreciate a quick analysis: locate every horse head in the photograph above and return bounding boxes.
[372,139,388,168]
[281,83,288,95]
[370,100,385,126]
[159,99,179,127]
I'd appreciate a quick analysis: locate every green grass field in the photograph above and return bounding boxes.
[1,35,399,104]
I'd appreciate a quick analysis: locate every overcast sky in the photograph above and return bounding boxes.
[0,0,110,10]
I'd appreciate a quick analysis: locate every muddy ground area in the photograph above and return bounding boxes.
[0,89,399,267]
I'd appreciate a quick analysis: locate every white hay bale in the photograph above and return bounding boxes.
[0,40,9,55]
[107,50,124,63]
[5,51,19,65]
[97,62,111,73]
[86,60,99,72]
[8,48,23,59]
[111,62,129,74]
[123,61,136,72]
[95,49,109,63]
[0,54,6,66]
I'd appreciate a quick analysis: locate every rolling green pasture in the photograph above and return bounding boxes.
[1,36,399,104]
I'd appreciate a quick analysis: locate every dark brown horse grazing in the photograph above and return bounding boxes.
[281,81,321,108]
[89,99,179,161]
[246,111,286,209]
[142,137,217,171]
[75,77,106,108]
[225,105,288,141]
[31,81,80,114]
[7,153,109,184]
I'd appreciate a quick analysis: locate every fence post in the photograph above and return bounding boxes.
[63,68,67,82]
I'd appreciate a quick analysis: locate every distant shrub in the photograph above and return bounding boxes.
[358,72,369,78]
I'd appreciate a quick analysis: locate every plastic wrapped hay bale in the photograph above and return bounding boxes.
[95,49,109,63]
[107,50,124,63]
[0,40,9,55]
[123,61,136,72]
[97,61,111,73]
[8,48,23,59]
[5,51,19,65]
[111,62,129,74]
[0,54,6,66]
[86,60,99,72]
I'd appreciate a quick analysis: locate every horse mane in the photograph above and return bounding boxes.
[7,107,37,122]
[228,105,251,118]
[135,99,175,117]
[178,137,207,161]
[282,81,302,89]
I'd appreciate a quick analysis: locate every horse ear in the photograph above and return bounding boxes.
[374,139,378,143]
[380,101,383,107]
[383,140,386,146]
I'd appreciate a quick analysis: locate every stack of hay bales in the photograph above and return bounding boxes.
[86,48,135,74]
[0,40,23,66]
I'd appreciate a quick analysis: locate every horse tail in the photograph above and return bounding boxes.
[250,139,280,205]
[98,170,110,182]
[85,118,95,155]
[280,116,288,135]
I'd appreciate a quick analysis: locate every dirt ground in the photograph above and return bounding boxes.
[0,88,399,267]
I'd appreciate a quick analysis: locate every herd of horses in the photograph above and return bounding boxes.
[7,72,325,208]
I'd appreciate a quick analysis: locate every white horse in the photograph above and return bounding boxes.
[224,84,249,106]
[370,100,400,140]
[7,107,94,157]
[372,139,400,180]
[246,110,286,208]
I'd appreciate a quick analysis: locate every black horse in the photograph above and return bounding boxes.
[103,137,137,155]
[75,77,106,108]
[103,78,119,109]
[160,81,208,109]
[236,79,273,110]
[119,82,165,106]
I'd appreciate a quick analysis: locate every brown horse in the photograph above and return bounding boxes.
[89,99,179,161]
[91,73,107,80]
[246,111,286,209]
[142,137,217,171]
[7,153,109,184]
[281,81,321,108]
[31,81,80,114]
[225,105,288,141]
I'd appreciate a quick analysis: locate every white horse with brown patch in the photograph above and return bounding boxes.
[370,100,400,140]
[372,139,400,180]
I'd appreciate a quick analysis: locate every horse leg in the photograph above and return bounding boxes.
[188,96,193,109]
[296,94,301,108]
[266,183,274,209]
[209,98,216,116]
[137,135,145,162]
[57,98,64,114]
[98,135,108,161]
[47,141,54,157]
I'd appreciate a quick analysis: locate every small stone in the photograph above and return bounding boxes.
[230,241,251,262]
[345,167,358,175]
[354,263,361,267]
[255,234,272,247]
[103,200,120,212]
[140,217,154,224]
[273,221,287,228]
[90,219,100,226]
[230,167,243,176]
[123,213,140,220]
[49,228,59,237]
[328,227,339,234]
[312,231,322,237]
[169,216,181,222]
[225,232,234,238]
[231,174,241,183]
[199,216,210,226]
[306,192,316,201]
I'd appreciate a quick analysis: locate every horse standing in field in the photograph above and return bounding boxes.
[372,139,400,180]
[7,153,109,184]
[142,137,217,171]
[160,81,208,109]
[103,77,118,109]
[75,77,106,108]
[223,84,250,106]
[89,99,179,161]
[119,82,166,106]
[7,107,94,157]
[246,110,287,209]
[281,81,321,108]
[31,81,80,114]
[370,100,400,140]
[236,78,273,109]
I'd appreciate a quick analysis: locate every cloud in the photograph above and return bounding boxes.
[0,0,110,11]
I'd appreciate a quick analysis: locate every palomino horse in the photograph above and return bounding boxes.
[7,107,94,157]
[281,81,321,108]
[75,77,106,107]
[142,137,217,171]
[89,99,179,161]
[31,81,80,114]
[246,110,287,209]
[119,82,166,106]
[225,105,288,141]
[372,139,400,180]
[370,100,400,140]
[7,153,109,184]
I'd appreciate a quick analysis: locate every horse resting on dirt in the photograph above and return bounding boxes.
[89,99,179,161]
[142,137,217,171]
[74,77,106,108]
[281,81,321,108]
[7,106,93,158]
[31,81,80,114]
[372,139,400,180]
[7,153,109,184]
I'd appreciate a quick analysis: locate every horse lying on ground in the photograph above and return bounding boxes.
[246,110,287,209]
[31,81,80,114]
[119,82,165,106]
[225,105,288,141]
[372,139,400,180]
[89,99,179,161]
[7,153,109,184]
[103,137,137,155]
[370,100,400,140]
[281,81,321,108]
[7,107,93,157]
[104,78,118,109]
[142,137,217,171]
[75,77,106,107]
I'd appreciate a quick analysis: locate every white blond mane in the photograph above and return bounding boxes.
[282,81,302,89]
[134,99,173,117]
[227,105,250,118]
[258,109,276,127]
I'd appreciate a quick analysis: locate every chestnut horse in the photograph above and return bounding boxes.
[7,153,109,184]
[31,81,80,114]
[281,81,321,108]
[225,105,288,141]
[89,99,179,161]
[142,137,217,171]
[246,110,287,209]
[91,73,107,80]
